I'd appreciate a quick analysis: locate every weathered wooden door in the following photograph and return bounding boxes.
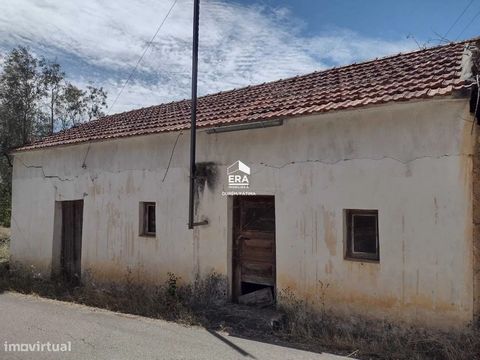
[61,200,83,283]
[233,196,276,301]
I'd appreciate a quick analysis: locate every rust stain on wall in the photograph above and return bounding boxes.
[85,261,193,286]
[324,259,333,274]
[277,272,467,327]
[92,182,104,196]
[323,208,336,256]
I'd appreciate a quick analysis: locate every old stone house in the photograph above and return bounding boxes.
[10,39,480,329]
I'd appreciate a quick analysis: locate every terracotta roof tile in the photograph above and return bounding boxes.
[16,39,476,151]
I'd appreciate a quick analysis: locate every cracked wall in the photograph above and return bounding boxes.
[10,97,476,329]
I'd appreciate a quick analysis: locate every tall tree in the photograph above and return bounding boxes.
[40,59,65,134]
[0,47,45,227]
[84,85,107,121]
[0,46,108,226]
[60,83,107,129]
[0,47,43,149]
[62,83,85,128]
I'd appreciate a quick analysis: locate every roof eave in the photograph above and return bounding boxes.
[11,94,470,154]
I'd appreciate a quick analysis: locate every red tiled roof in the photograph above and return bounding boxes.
[16,39,476,152]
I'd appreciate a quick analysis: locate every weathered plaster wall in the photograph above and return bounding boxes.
[472,126,480,325]
[10,98,475,328]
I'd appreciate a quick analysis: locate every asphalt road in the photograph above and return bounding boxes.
[0,292,350,360]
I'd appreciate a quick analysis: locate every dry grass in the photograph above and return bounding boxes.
[0,265,478,359]
[0,226,10,238]
[277,287,480,360]
[0,266,228,325]
[0,226,10,264]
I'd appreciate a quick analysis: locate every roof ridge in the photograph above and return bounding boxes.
[198,38,474,98]
[101,37,477,119]
[17,35,476,152]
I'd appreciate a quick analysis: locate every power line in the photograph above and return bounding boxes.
[108,0,178,114]
[443,0,475,40]
[456,6,480,40]
[162,131,182,182]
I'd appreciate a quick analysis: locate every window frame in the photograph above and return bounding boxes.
[345,209,379,262]
[140,202,156,237]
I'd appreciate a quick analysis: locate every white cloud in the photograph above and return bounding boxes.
[0,0,418,113]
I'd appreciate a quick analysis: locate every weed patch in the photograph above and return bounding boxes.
[0,266,478,359]
[0,265,228,326]
[277,287,480,360]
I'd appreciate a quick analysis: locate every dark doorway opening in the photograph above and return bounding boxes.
[60,200,83,284]
[232,196,276,306]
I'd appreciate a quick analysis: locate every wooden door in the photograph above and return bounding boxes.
[233,196,276,301]
[61,200,83,283]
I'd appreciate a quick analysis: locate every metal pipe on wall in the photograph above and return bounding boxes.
[188,0,200,229]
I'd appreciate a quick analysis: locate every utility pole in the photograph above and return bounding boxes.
[188,0,200,229]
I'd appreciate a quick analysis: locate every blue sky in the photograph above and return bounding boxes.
[236,0,479,41]
[0,0,478,113]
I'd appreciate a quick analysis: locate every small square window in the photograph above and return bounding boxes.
[345,209,379,261]
[140,202,156,236]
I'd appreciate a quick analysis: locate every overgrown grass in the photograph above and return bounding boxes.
[0,266,228,326]
[0,265,478,359]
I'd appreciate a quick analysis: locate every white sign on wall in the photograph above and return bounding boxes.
[222,160,256,196]
[227,160,250,189]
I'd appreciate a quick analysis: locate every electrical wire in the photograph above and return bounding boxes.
[108,0,178,114]
[443,0,475,40]
[162,131,183,182]
[472,75,480,134]
[456,6,480,40]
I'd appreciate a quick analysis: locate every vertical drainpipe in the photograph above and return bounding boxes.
[188,0,200,229]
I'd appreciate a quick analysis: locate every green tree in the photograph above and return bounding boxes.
[40,59,65,134]
[60,83,107,129]
[0,46,108,226]
[60,82,84,129]
[0,47,44,148]
[84,85,107,121]
[0,47,45,227]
